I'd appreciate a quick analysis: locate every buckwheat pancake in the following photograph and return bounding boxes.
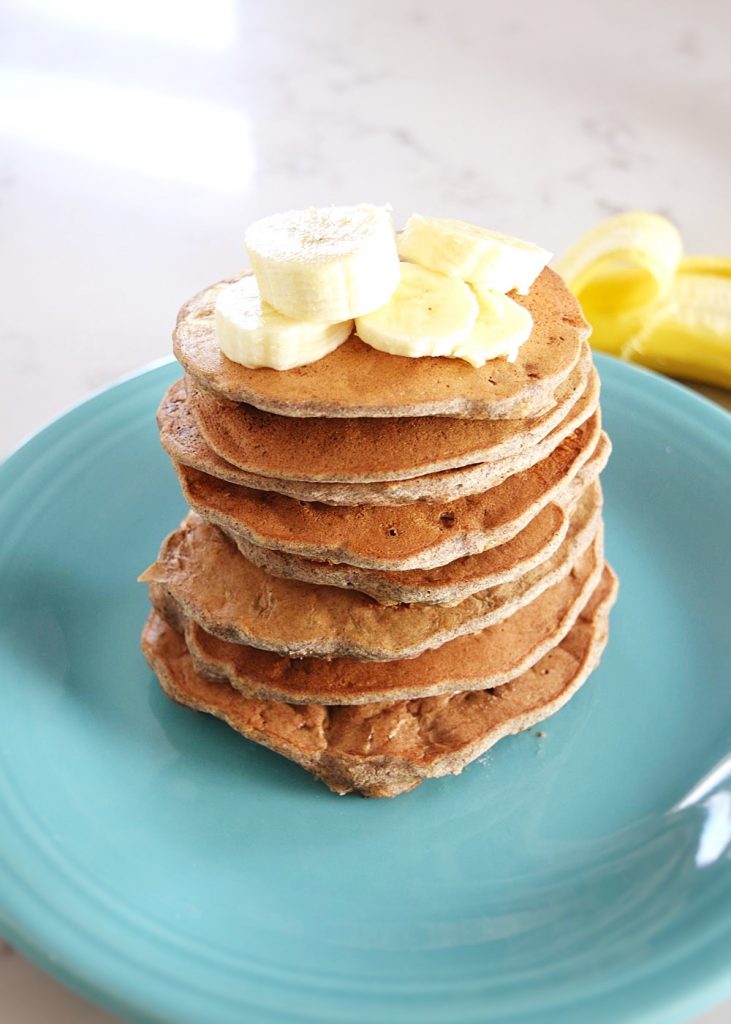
[227,499,568,606]
[141,566,616,796]
[226,479,599,606]
[140,491,600,661]
[183,353,592,483]
[174,267,589,420]
[159,361,599,504]
[148,532,604,706]
[173,417,607,571]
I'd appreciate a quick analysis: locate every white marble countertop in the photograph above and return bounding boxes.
[1,0,729,1020]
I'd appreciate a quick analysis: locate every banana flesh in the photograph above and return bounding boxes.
[218,205,549,370]
[398,214,552,295]
[354,263,479,360]
[215,276,353,371]
[451,289,533,366]
[245,204,400,324]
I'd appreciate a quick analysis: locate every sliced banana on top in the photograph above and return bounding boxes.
[355,262,479,360]
[216,276,353,371]
[245,204,401,323]
[227,205,541,370]
[452,289,534,367]
[398,214,552,296]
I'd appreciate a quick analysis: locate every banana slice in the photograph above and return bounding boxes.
[452,289,534,367]
[245,204,400,323]
[398,214,552,295]
[215,276,353,371]
[354,262,479,361]
[623,271,731,388]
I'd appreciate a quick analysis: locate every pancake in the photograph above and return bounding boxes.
[183,353,592,484]
[147,531,604,705]
[172,417,607,571]
[141,566,616,796]
[228,500,566,606]
[139,490,600,661]
[225,478,599,607]
[173,267,589,420]
[159,361,599,504]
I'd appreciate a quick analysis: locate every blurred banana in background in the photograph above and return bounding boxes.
[555,212,731,390]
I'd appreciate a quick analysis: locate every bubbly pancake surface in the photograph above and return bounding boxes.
[224,499,569,605]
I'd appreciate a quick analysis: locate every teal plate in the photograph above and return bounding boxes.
[1,355,730,1024]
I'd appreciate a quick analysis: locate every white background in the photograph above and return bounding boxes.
[1,0,729,1020]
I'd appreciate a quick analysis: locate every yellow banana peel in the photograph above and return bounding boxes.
[622,272,731,389]
[679,255,731,277]
[555,211,682,304]
[556,213,731,390]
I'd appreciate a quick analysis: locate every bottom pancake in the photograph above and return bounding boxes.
[141,566,617,798]
[147,530,604,703]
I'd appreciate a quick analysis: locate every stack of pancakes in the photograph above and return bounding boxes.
[140,267,617,797]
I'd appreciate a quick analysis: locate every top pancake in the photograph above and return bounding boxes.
[158,358,598,505]
[183,351,592,483]
[174,267,589,419]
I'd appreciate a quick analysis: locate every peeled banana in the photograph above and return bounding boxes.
[216,276,353,371]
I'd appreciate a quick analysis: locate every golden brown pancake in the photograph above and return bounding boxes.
[158,361,599,504]
[183,353,592,483]
[225,479,599,606]
[173,267,589,420]
[226,501,566,606]
[172,418,607,571]
[139,490,600,661]
[141,566,616,796]
[146,531,604,704]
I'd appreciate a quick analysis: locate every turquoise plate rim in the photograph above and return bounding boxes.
[0,353,730,1024]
